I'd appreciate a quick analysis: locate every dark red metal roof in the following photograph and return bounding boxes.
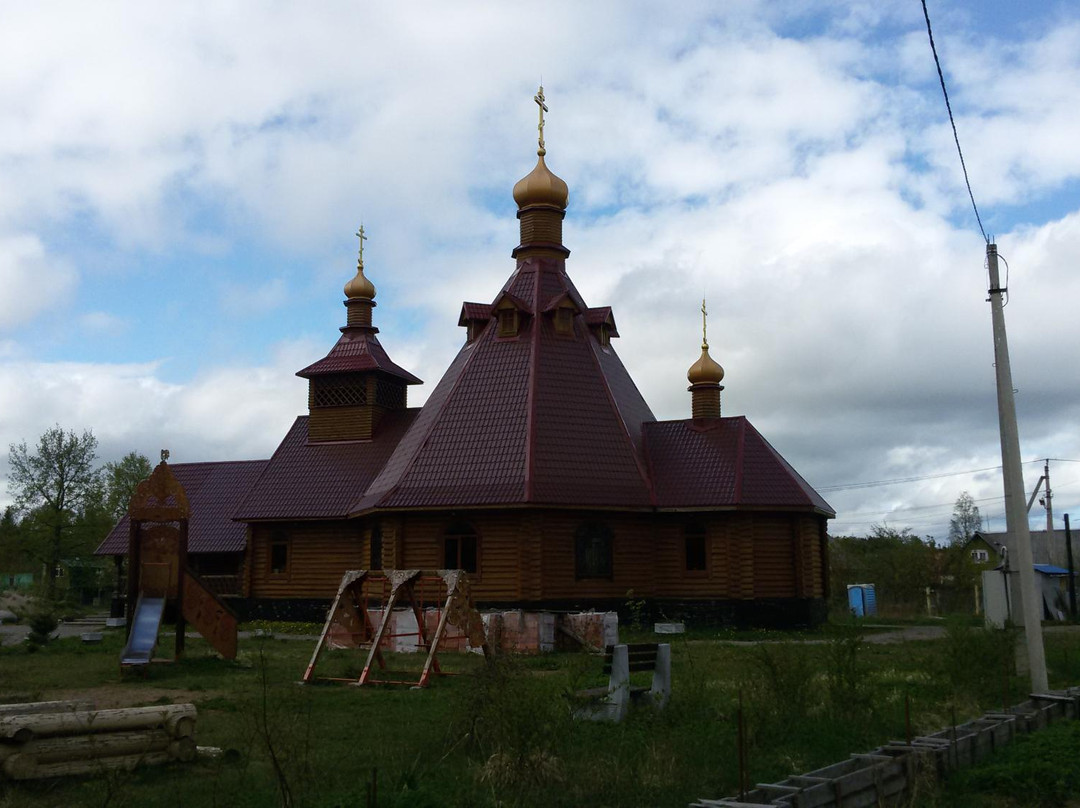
[296,328,421,384]
[95,460,268,555]
[356,255,655,512]
[458,302,493,325]
[235,410,419,520]
[643,417,834,514]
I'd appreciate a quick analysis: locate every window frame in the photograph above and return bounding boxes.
[683,522,709,574]
[268,531,290,577]
[574,522,614,581]
[443,521,480,575]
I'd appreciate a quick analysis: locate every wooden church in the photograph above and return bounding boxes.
[99,94,834,627]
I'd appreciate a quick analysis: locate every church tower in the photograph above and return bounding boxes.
[296,227,421,442]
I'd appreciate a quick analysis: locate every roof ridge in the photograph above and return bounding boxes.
[523,264,542,502]
[360,333,488,511]
[585,334,656,506]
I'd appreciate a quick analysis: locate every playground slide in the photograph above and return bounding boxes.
[121,595,166,666]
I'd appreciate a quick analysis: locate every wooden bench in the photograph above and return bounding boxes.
[573,642,671,722]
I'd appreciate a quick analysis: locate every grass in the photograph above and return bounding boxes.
[1,621,1079,806]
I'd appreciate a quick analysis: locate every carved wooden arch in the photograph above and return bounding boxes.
[129,461,190,522]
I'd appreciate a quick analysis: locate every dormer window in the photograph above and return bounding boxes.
[555,305,575,335]
[497,307,520,337]
[598,323,610,347]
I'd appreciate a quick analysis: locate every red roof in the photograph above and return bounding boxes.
[296,328,421,384]
[95,460,268,555]
[355,255,655,511]
[643,417,834,514]
[235,410,419,520]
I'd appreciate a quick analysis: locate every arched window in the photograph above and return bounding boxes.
[575,522,613,580]
[443,522,478,574]
[684,523,707,572]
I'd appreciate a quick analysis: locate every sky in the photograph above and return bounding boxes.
[2,0,1079,541]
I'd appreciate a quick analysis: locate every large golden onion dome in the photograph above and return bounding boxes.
[687,344,724,385]
[513,153,569,210]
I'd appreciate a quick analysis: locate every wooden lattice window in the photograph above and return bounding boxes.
[375,377,404,409]
[443,522,478,574]
[313,376,367,408]
[684,523,707,572]
[575,522,613,580]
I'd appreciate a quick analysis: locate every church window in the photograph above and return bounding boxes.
[575,522,613,580]
[497,307,519,337]
[269,533,289,575]
[555,305,574,335]
[313,376,367,408]
[444,522,478,574]
[370,522,383,570]
[375,378,404,409]
[684,523,707,572]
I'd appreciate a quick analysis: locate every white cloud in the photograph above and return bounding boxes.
[0,235,76,330]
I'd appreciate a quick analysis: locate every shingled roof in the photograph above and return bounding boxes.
[235,410,419,520]
[354,254,656,512]
[643,417,834,514]
[95,459,268,555]
[296,328,421,383]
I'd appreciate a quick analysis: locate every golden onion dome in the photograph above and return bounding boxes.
[687,345,725,385]
[344,264,376,300]
[513,153,569,209]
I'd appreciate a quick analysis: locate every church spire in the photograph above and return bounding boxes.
[512,85,569,259]
[343,223,378,329]
[687,299,725,419]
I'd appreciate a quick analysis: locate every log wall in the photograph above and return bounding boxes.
[245,509,829,606]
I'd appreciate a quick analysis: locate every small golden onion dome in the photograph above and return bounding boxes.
[687,345,725,385]
[513,153,569,209]
[344,265,376,300]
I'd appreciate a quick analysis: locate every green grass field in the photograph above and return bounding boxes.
[1,621,1079,807]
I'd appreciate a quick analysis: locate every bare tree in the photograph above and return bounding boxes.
[7,426,99,599]
[948,491,982,546]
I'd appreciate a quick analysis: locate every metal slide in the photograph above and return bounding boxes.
[121,595,166,666]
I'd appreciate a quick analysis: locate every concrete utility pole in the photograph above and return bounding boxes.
[1043,459,1053,535]
[986,242,1048,692]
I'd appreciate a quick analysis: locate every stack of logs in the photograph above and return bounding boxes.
[0,700,197,780]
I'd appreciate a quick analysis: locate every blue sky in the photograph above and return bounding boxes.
[2,0,1079,540]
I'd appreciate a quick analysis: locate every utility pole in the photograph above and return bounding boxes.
[986,242,1048,692]
[1043,459,1053,535]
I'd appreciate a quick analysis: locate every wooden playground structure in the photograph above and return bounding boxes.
[302,568,491,688]
[122,456,238,669]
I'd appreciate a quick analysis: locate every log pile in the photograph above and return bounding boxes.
[0,702,197,780]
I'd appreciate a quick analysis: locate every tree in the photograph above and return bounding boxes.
[948,491,982,546]
[7,426,99,599]
[99,451,153,520]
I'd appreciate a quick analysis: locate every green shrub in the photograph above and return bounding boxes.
[26,610,58,646]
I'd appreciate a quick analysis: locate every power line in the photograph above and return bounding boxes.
[921,0,988,243]
[819,458,1053,493]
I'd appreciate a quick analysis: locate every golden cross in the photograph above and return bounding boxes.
[355,223,367,266]
[534,85,548,154]
[701,298,709,349]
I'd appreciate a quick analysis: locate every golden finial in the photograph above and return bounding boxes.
[345,222,376,300]
[355,223,368,269]
[534,84,548,156]
[701,298,708,350]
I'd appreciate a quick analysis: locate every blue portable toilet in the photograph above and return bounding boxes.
[847,584,877,618]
